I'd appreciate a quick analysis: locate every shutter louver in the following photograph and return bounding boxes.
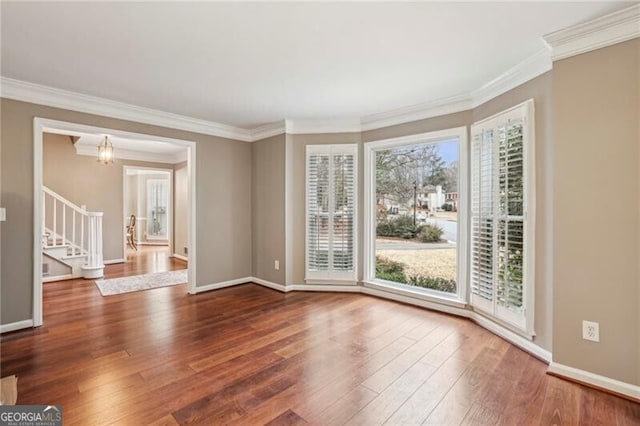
[306,145,357,281]
[332,154,355,272]
[307,155,330,272]
[470,129,495,311]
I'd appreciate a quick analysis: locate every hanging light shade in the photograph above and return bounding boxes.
[97,136,114,164]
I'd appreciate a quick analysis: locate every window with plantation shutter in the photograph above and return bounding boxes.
[306,144,357,282]
[470,100,534,334]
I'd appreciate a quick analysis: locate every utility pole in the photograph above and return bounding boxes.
[413,181,417,226]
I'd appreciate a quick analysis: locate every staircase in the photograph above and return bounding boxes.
[42,186,105,281]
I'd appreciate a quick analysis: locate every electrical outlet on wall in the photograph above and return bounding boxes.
[582,320,600,342]
[274,260,280,271]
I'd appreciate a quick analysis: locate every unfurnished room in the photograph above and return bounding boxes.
[0,2,639,425]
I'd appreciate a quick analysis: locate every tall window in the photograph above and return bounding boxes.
[147,179,169,239]
[306,144,357,282]
[363,127,468,303]
[470,99,534,334]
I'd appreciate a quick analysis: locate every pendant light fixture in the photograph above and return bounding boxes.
[97,136,114,164]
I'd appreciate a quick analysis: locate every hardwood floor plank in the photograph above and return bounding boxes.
[265,409,309,426]
[307,385,378,425]
[579,386,620,426]
[614,393,640,426]
[539,375,582,426]
[346,360,437,424]
[2,254,637,425]
[422,338,510,425]
[460,345,530,424]
[385,356,469,425]
[361,323,453,393]
[497,354,549,425]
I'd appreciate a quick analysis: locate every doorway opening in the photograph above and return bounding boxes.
[33,118,197,327]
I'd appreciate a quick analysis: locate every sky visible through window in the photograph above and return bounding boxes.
[436,139,458,165]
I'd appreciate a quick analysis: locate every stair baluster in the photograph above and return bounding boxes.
[42,186,104,279]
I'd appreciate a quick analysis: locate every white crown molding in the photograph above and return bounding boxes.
[250,121,286,141]
[285,118,362,134]
[0,48,553,141]
[360,93,473,132]
[548,362,640,401]
[544,4,640,61]
[471,48,552,107]
[0,77,253,142]
[1,53,549,140]
[75,144,187,164]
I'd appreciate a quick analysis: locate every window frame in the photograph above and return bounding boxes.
[305,144,358,284]
[146,178,170,240]
[470,99,536,338]
[363,127,469,304]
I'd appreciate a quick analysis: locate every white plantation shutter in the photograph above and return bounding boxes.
[470,129,495,313]
[306,145,357,281]
[470,100,534,333]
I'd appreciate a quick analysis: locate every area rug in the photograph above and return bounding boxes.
[95,269,187,296]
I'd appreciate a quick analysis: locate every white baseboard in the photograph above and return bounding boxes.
[250,277,287,292]
[42,274,74,283]
[194,276,254,293]
[104,258,125,265]
[288,283,360,292]
[172,254,188,262]
[470,312,552,363]
[548,362,640,401]
[1,319,34,334]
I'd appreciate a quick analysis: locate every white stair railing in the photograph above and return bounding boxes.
[42,186,105,279]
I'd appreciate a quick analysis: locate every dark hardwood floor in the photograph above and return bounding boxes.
[1,259,638,425]
[119,245,184,277]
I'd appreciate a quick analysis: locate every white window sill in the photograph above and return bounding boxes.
[362,279,467,310]
[304,279,358,286]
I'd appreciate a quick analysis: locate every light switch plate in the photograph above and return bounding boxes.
[0,208,6,222]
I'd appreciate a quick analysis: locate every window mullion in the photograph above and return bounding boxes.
[492,126,500,317]
[328,151,335,276]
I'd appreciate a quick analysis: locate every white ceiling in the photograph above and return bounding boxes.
[0,2,631,128]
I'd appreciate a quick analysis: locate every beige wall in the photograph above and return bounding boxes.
[552,39,640,385]
[252,134,286,284]
[1,98,252,324]
[43,133,172,260]
[125,174,137,220]
[173,161,189,258]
